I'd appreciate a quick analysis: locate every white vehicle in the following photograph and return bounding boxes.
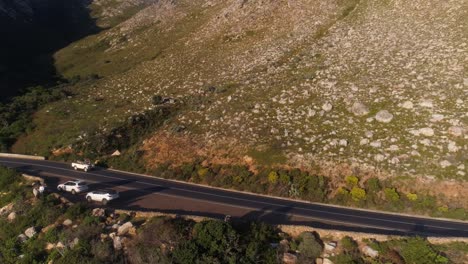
[57,180,89,195]
[71,160,94,172]
[86,189,119,205]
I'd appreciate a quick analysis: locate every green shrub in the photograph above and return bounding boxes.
[384,188,400,202]
[366,177,381,193]
[268,171,278,184]
[298,232,323,262]
[350,187,366,202]
[399,237,448,264]
[345,175,359,186]
[406,193,418,202]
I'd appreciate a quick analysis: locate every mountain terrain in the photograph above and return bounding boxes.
[3,0,467,208]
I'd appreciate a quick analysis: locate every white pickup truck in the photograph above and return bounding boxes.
[71,160,94,172]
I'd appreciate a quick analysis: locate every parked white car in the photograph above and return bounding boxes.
[86,189,119,205]
[57,180,89,195]
[71,160,94,172]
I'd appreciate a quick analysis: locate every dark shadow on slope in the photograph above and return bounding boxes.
[0,0,101,101]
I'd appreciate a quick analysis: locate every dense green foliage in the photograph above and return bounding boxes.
[0,86,67,152]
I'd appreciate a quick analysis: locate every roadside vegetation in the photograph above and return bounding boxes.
[0,166,466,264]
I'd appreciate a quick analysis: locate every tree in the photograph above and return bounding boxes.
[297,232,323,263]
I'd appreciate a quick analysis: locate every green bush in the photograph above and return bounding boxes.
[350,187,366,202]
[297,232,323,262]
[384,188,400,202]
[399,237,448,264]
[268,171,278,184]
[345,175,359,186]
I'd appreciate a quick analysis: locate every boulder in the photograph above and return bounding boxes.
[111,150,121,157]
[323,258,334,264]
[282,252,298,264]
[117,221,133,236]
[316,258,324,264]
[401,101,414,109]
[322,102,333,112]
[69,238,79,249]
[0,203,13,216]
[92,208,106,218]
[45,243,55,251]
[113,236,123,250]
[24,227,37,238]
[325,242,337,251]
[56,242,65,249]
[63,219,73,226]
[17,234,28,243]
[362,245,379,258]
[448,126,464,137]
[375,110,393,123]
[350,102,369,116]
[7,212,16,221]
[419,127,434,137]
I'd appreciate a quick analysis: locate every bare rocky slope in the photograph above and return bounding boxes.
[12,0,468,200]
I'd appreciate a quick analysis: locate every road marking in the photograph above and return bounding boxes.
[1,159,465,232]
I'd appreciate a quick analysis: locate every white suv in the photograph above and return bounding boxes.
[86,189,119,205]
[57,180,89,195]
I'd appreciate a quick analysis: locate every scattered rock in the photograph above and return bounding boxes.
[448,126,464,137]
[419,127,434,137]
[447,141,459,152]
[0,203,13,216]
[419,99,434,108]
[113,236,123,250]
[322,102,333,112]
[7,212,16,221]
[24,227,37,238]
[350,102,369,116]
[17,234,28,243]
[63,219,73,226]
[375,110,393,123]
[117,221,133,236]
[282,252,298,264]
[70,238,79,249]
[339,139,348,147]
[325,242,337,251]
[111,150,121,156]
[370,141,381,148]
[45,243,55,251]
[440,160,452,168]
[430,114,444,122]
[374,154,385,162]
[92,208,106,218]
[362,245,379,258]
[401,101,414,109]
[56,242,65,249]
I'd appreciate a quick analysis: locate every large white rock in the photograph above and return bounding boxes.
[448,126,464,137]
[24,227,37,238]
[350,102,369,116]
[7,212,16,221]
[63,219,73,226]
[362,246,379,258]
[375,110,393,123]
[419,127,434,137]
[401,101,414,109]
[117,221,133,236]
[322,102,333,112]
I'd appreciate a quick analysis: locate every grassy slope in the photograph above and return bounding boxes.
[13,0,467,190]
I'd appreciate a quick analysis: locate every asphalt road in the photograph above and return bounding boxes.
[1,157,468,237]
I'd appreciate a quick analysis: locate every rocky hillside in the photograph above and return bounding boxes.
[10,1,468,196]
